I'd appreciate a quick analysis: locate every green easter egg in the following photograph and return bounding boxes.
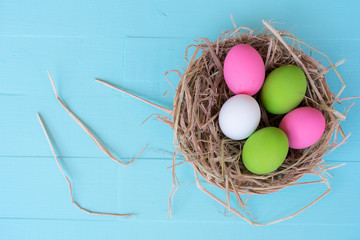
[242,127,289,175]
[260,65,307,114]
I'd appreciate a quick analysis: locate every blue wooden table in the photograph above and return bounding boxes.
[1,0,359,239]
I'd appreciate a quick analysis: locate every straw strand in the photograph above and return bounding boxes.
[37,113,134,217]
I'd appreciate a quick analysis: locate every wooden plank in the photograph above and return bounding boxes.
[0,218,358,240]
[0,157,358,226]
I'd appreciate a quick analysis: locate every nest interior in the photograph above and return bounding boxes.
[171,22,349,200]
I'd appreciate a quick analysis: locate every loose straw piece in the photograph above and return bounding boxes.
[37,113,134,217]
[168,150,180,217]
[194,168,331,226]
[47,70,144,166]
[94,78,172,115]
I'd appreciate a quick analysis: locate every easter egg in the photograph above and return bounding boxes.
[219,94,261,140]
[260,65,307,114]
[279,107,325,149]
[242,127,289,175]
[223,44,265,96]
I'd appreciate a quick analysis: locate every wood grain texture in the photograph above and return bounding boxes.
[0,0,359,239]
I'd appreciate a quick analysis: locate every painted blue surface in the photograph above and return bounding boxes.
[0,0,359,239]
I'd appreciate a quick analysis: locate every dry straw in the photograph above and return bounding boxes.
[169,20,355,225]
[170,20,356,225]
[37,71,145,217]
[40,20,356,224]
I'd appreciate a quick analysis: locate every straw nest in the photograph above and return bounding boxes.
[167,20,353,225]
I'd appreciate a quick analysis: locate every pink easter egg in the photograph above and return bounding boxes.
[279,107,326,149]
[223,44,265,96]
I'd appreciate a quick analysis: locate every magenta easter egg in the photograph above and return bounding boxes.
[223,44,265,96]
[279,107,325,149]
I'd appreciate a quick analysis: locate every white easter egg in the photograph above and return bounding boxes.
[219,94,261,140]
